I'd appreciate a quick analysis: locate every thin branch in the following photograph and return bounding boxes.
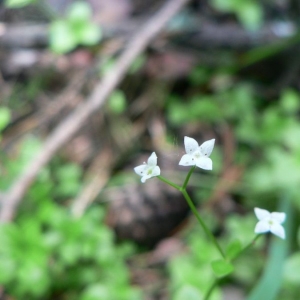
[0,0,191,222]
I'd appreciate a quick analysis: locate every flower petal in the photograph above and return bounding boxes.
[179,154,196,166]
[270,223,285,239]
[196,156,212,170]
[134,165,147,176]
[271,212,286,224]
[184,136,198,154]
[141,174,151,183]
[151,166,161,177]
[254,207,270,221]
[199,139,215,157]
[254,220,270,234]
[147,152,157,166]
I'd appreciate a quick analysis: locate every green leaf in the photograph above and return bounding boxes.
[283,253,300,285]
[5,0,35,8]
[173,285,203,300]
[55,164,81,197]
[0,107,11,131]
[237,1,263,31]
[68,1,92,22]
[211,0,239,12]
[211,259,234,277]
[0,257,16,284]
[226,239,242,260]
[81,284,111,300]
[77,23,101,45]
[49,20,77,54]
[280,89,300,113]
[108,90,127,114]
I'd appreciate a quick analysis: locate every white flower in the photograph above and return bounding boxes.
[134,152,161,183]
[254,207,286,239]
[179,136,215,170]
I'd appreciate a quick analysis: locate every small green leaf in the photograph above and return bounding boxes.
[81,284,111,300]
[211,259,234,277]
[49,21,77,54]
[237,1,263,31]
[77,23,101,45]
[283,253,300,285]
[68,1,92,22]
[280,89,300,113]
[226,239,242,260]
[5,0,35,8]
[108,90,126,114]
[173,285,203,300]
[211,0,239,12]
[0,107,11,131]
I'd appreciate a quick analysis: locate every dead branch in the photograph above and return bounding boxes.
[0,18,294,50]
[0,0,191,222]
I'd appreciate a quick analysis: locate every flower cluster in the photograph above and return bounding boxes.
[133,136,286,239]
[134,136,215,183]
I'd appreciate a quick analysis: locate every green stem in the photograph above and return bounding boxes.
[204,279,218,300]
[181,189,225,259]
[157,176,181,190]
[182,165,195,189]
[234,234,261,260]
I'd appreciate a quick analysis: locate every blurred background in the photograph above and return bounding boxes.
[1,0,300,299]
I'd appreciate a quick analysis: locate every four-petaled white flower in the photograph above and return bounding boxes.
[134,152,161,183]
[179,136,215,170]
[254,207,286,239]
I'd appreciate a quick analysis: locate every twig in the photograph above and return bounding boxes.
[71,148,113,218]
[0,19,293,50]
[2,71,86,148]
[0,0,191,222]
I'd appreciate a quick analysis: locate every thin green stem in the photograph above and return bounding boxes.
[181,189,226,259]
[234,234,261,260]
[157,176,181,190]
[182,166,195,189]
[204,279,218,300]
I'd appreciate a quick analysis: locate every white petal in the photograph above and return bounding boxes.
[254,220,270,234]
[151,166,160,177]
[134,165,147,176]
[141,174,151,183]
[254,207,270,221]
[199,139,215,157]
[184,136,198,154]
[179,154,196,166]
[196,157,212,170]
[270,223,285,239]
[271,212,286,224]
[147,152,157,166]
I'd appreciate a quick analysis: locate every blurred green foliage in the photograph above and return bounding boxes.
[0,136,140,300]
[108,90,127,115]
[49,1,101,54]
[211,0,263,31]
[165,66,300,298]
[0,106,11,142]
[2,1,300,298]
[4,0,36,8]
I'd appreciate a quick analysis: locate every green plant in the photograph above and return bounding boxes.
[0,136,140,300]
[49,1,101,54]
[211,0,263,31]
[4,0,36,8]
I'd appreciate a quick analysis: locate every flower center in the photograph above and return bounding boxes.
[194,152,200,159]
